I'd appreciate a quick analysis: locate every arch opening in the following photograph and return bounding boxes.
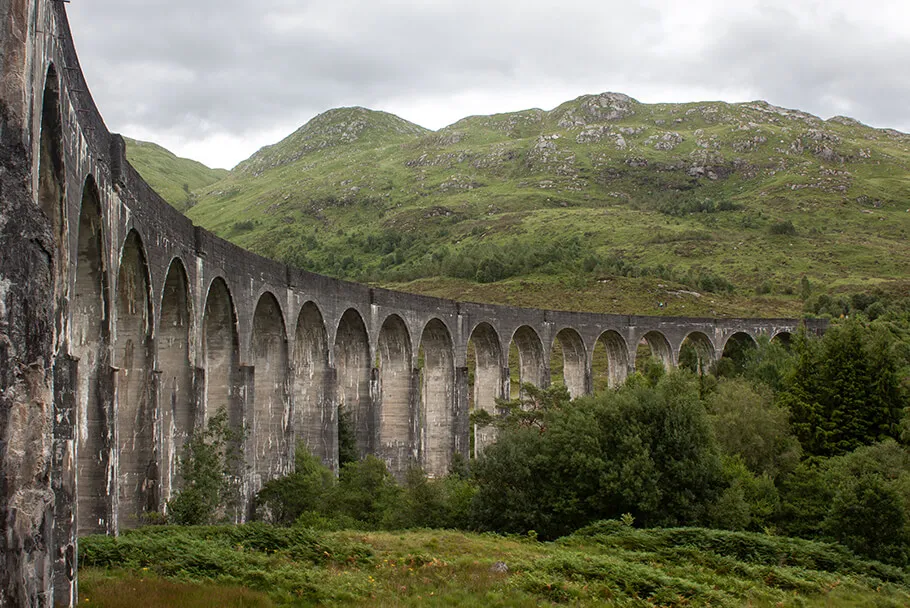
[292,302,331,467]
[551,328,587,398]
[159,259,193,504]
[201,278,242,520]
[716,332,758,377]
[114,231,155,529]
[377,315,413,477]
[38,64,67,341]
[771,331,793,349]
[468,323,503,458]
[509,325,546,398]
[334,309,371,462]
[678,331,716,375]
[592,330,629,391]
[419,319,455,477]
[202,279,242,436]
[73,178,109,536]
[635,331,672,372]
[251,293,289,485]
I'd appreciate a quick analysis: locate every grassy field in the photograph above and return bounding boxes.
[79,523,910,607]
[126,94,910,317]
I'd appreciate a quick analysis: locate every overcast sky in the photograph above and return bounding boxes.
[66,0,910,170]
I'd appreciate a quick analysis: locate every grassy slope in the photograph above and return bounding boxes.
[136,96,910,317]
[124,137,229,210]
[79,525,910,607]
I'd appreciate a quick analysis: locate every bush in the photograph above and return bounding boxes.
[769,220,797,235]
[256,445,334,525]
[167,409,242,525]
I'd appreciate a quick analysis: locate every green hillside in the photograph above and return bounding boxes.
[124,137,228,210]
[140,94,909,317]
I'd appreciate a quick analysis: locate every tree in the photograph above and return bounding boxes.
[824,473,909,565]
[256,444,334,525]
[781,320,906,457]
[167,408,243,525]
[705,378,801,479]
[471,374,725,538]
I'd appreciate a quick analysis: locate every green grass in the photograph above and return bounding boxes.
[79,523,910,607]
[125,95,910,317]
[124,137,228,210]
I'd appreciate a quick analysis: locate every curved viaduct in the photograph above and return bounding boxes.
[0,1,824,605]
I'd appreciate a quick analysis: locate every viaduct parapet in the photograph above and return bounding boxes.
[0,2,823,605]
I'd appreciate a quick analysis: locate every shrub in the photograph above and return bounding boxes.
[256,445,334,525]
[167,408,243,525]
[768,220,797,235]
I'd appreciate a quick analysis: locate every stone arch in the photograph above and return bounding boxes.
[334,308,372,459]
[114,230,156,529]
[636,330,673,371]
[202,277,241,430]
[771,331,793,348]
[468,322,503,457]
[718,331,758,375]
[552,328,587,398]
[38,63,67,341]
[73,176,110,535]
[592,330,629,390]
[678,331,716,375]
[509,325,546,397]
[419,319,455,477]
[158,257,194,504]
[292,302,332,467]
[377,314,413,477]
[251,292,289,485]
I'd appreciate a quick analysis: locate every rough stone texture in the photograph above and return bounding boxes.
[0,2,825,606]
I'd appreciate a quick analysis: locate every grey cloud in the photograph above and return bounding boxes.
[65,0,910,167]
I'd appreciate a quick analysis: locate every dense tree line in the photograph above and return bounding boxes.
[272,225,736,294]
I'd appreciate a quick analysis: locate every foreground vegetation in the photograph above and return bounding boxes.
[81,309,910,606]
[80,524,910,607]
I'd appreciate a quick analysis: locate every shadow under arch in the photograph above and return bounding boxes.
[509,325,546,398]
[38,63,67,344]
[551,328,587,398]
[771,331,793,348]
[73,175,111,536]
[419,318,455,477]
[592,330,629,391]
[716,331,758,376]
[334,308,372,461]
[251,291,289,485]
[377,314,413,478]
[468,322,503,457]
[292,301,332,468]
[201,277,242,429]
[114,230,155,530]
[636,330,673,372]
[159,257,194,505]
[678,331,716,375]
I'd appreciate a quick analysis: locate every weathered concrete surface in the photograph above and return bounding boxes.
[0,1,826,605]
[1,1,56,605]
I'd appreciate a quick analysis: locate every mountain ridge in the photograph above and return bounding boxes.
[125,91,910,318]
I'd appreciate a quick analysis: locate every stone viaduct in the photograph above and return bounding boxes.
[0,1,824,605]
